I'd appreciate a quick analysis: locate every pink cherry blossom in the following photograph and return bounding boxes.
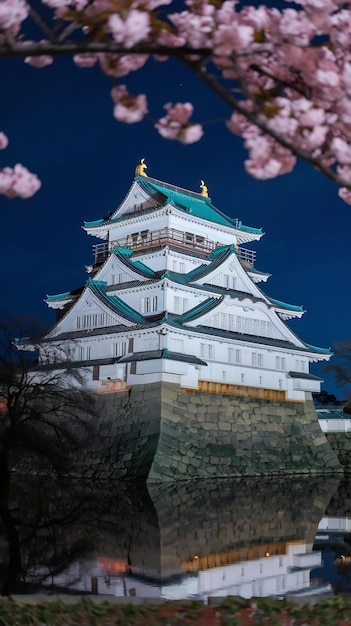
[25,54,53,67]
[0,0,28,32]
[108,10,150,48]
[278,8,316,45]
[73,54,97,68]
[156,102,203,144]
[98,53,148,77]
[0,132,8,149]
[111,85,148,123]
[213,22,253,56]
[0,164,41,199]
[331,137,351,165]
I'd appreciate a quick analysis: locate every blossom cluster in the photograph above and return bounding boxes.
[0,131,41,198]
[2,0,351,200]
[0,163,41,199]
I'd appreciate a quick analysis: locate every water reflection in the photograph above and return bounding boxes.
[313,475,351,594]
[0,475,345,599]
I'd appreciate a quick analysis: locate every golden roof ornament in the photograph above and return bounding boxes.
[135,158,147,177]
[200,180,208,197]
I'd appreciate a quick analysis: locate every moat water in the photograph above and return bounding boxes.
[1,474,351,598]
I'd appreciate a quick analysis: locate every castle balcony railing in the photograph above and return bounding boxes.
[92,228,256,267]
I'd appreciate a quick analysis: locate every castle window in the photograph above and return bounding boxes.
[252,352,263,367]
[224,275,236,290]
[78,345,91,361]
[212,314,220,327]
[295,359,306,372]
[170,338,184,352]
[142,296,158,313]
[112,341,127,358]
[228,348,241,364]
[200,343,214,359]
[77,313,106,330]
[228,314,235,330]
[275,356,286,370]
[174,297,188,314]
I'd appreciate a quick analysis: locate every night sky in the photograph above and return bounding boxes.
[1,50,351,396]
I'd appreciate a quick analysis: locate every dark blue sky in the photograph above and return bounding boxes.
[1,51,351,395]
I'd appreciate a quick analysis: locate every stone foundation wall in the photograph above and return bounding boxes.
[72,383,162,480]
[22,382,341,480]
[325,433,351,472]
[148,384,342,481]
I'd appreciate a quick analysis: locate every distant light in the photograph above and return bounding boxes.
[265,552,270,557]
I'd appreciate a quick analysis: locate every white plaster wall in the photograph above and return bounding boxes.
[319,418,351,433]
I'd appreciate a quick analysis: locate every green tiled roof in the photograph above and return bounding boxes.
[304,343,331,356]
[288,371,323,381]
[140,179,262,234]
[84,177,262,235]
[84,217,105,227]
[185,246,234,283]
[114,248,156,278]
[316,409,349,419]
[268,297,304,312]
[209,244,236,258]
[118,349,207,366]
[165,320,330,355]
[46,291,76,302]
[177,297,223,323]
[87,279,147,324]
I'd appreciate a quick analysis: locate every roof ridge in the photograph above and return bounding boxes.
[87,279,147,324]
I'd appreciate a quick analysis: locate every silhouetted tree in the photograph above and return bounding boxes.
[324,341,351,414]
[0,310,97,593]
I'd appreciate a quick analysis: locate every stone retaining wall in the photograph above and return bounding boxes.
[75,383,161,479]
[19,383,340,483]
[325,433,351,472]
[22,383,341,480]
[148,384,342,481]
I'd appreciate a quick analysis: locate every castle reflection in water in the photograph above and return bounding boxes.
[2,475,350,599]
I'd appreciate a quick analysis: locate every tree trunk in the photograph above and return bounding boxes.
[0,443,23,595]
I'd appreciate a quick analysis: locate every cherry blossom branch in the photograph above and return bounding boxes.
[2,0,351,202]
[0,41,210,59]
[27,6,56,44]
[186,59,351,190]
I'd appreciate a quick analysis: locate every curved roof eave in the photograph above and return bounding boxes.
[177,296,223,324]
[87,279,147,324]
[268,296,304,313]
[84,176,263,237]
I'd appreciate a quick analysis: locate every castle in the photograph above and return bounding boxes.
[39,162,341,479]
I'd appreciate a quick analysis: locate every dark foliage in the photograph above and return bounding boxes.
[0,310,98,594]
[324,341,351,413]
